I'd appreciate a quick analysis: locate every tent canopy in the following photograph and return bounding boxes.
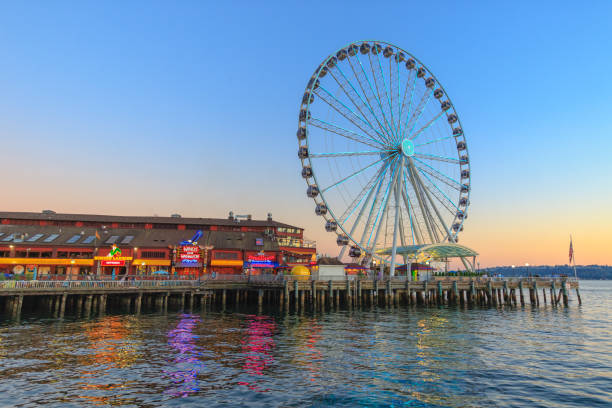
[376,243,478,259]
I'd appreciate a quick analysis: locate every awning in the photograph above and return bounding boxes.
[376,243,478,259]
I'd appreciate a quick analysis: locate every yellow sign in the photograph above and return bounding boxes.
[132,259,171,266]
[0,258,94,266]
[211,260,243,267]
[94,256,133,261]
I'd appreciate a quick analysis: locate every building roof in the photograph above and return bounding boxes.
[317,256,344,265]
[0,211,301,230]
[376,243,478,259]
[0,225,279,251]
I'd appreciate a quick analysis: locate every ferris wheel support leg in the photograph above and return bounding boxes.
[390,158,404,277]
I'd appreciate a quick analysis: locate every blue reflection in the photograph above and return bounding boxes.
[164,314,203,397]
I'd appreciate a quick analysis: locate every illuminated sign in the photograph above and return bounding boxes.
[180,245,201,264]
[255,238,264,246]
[94,256,132,261]
[245,254,278,268]
[180,230,203,246]
[101,260,125,266]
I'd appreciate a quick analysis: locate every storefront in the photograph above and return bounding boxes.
[243,253,279,275]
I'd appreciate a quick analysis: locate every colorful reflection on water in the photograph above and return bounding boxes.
[78,316,143,405]
[238,315,276,392]
[0,282,609,407]
[164,313,204,397]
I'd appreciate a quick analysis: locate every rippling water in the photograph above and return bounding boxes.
[0,281,610,407]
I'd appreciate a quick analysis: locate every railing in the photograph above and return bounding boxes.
[0,280,199,290]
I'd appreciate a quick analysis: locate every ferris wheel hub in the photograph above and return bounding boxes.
[400,138,415,157]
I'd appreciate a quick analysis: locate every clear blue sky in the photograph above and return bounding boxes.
[1,1,610,265]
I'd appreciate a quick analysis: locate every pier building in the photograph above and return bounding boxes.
[0,211,316,278]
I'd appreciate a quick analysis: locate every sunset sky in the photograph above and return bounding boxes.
[1,1,610,267]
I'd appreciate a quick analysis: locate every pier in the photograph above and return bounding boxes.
[0,276,581,319]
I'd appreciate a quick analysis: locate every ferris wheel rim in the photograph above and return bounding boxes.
[298,40,471,263]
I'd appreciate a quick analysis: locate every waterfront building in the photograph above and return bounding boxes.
[0,211,316,278]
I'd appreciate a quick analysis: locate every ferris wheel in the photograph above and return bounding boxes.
[297,41,471,274]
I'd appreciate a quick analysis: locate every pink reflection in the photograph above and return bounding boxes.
[164,314,203,397]
[238,315,276,392]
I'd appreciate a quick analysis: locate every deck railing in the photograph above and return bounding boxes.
[0,279,199,290]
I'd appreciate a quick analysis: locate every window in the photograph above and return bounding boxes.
[82,235,95,244]
[214,252,240,260]
[66,234,82,244]
[105,235,119,244]
[2,234,15,242]
[141,251,166,259]
[43,234,60,243]
[121,235,135,244]
[26,233,44,242]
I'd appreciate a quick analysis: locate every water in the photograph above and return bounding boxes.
[0,281,610,407]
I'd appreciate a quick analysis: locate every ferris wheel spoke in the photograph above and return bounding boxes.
[310,150,390,158]
[321,155,389,194]
[409,109,446,141]
[409,161,454,241]
[353,54,396,142]
[368,53,398,141]
[314,86,386,143]
[329,65,393,145]
[367,159,399,248]
[339,161,390,225]
[414,135,453,148]
[310,118,384,149]
[414,153,462,165]
[358,157,396,248]
[376,52,400,140]
[402,88,434,140]
[337,163,389,260]
[398,71,418,138]
[405,165,438,242]
[415,166,458,214]
[413,157,463,188]
[345,58,394,144]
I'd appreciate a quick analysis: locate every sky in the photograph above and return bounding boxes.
[0,1,610,267]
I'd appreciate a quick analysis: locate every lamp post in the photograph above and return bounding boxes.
[525,262,530,279]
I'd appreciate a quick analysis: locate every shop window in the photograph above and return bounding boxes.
[141,251,166,259]
[40,251,52,258]
[57,251,68,258]
[0,251,10,257]
[214,252,240,260]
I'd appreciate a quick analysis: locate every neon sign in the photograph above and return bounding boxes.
[180,245,201,264]
[180,230,203,246]
[245,254,278,268]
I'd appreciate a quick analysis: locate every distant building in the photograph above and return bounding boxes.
[0,211,316,278]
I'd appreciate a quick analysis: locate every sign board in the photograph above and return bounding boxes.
[95,256,132,261]
[180,245,201,264]
[101,260,125,267]
[255,238,264,246]
[245,254,278,268]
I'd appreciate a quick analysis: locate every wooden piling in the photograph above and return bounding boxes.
[135,293,142,314]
